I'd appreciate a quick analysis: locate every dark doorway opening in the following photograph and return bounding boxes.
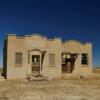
[62,53,78,74]
[32,55,40,76]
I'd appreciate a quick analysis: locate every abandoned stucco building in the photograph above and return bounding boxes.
[3,34,92,79]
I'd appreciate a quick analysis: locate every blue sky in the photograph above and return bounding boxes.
[0,0,100,67]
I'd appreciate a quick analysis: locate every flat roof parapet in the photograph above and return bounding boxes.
[31,34,42,37]
[41,36,47,38]
[16,37,25,39]
[48,39,54,41]
[55,36,61,39]
[8,34,16,36]
[64,40,81,44]
[24,35,32,37]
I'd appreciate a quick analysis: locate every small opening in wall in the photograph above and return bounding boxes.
[81,53,88,65]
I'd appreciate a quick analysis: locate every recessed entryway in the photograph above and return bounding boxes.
[31,55,40,76]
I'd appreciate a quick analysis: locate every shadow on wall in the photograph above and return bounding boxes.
[2,39,7,78]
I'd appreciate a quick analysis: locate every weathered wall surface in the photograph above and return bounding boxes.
[6,34,62,79]
[62,40,92,75]
[5,34,92,79]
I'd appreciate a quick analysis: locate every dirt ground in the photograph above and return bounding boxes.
[0,76,100,100]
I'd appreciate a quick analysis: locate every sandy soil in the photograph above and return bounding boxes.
[0,77,100,100]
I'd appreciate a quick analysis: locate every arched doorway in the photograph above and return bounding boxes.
[28,49,46,76]
[31,54,40,76]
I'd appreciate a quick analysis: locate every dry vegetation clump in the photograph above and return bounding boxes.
[0,77,100,100]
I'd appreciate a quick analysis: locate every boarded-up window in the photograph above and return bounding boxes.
[49,54,55,66]
[15,52,23,67]
[81,53,88,65]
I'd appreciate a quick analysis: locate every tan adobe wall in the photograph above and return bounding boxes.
[5,34,92,79]
[62,40,92,74]
[6,34,62,79]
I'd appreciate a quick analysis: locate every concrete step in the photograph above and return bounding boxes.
[62,74,81,79]
[27,75,47,81]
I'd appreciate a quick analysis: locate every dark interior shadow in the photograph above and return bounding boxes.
[2,39,7,79]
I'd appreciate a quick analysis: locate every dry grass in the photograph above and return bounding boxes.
[0,76,100,100]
